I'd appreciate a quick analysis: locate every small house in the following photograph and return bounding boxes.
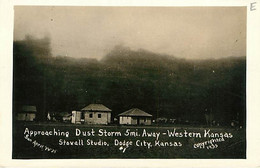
[118,108,152,125]
[16,105,37,121]
[80,104,112,125]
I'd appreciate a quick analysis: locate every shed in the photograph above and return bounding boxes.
[71,111,82,124]
[16,105,37,121]
[118,108,152,125]
[81,104,112,125]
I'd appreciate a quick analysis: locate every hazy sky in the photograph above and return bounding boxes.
[14,6,246,60]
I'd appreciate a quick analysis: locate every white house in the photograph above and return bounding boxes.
[72,104,112,124]
[118,108,152,125]
[16,105,37,121]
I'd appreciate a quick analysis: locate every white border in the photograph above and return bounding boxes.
[1,0,260,167]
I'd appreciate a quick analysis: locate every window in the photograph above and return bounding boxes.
[89,113,93,118]
[144,118,147,122]
[98,114,101,118]
[81,113,85,119]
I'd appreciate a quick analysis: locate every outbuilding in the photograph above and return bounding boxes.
[71,111,82,124]
[80,104,112,125]
[118,108,152,125]
[16,105,37,121]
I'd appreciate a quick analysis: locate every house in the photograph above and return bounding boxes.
[79,104,112,125]
[16,105,37,121]
[118,108,152,125]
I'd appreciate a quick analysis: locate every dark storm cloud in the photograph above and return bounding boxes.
[14,6,246,59]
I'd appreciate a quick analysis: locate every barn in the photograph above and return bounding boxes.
[16,105,37,121]
[118,108,152,125]
[80,104,112,125]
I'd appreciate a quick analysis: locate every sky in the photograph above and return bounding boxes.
[14,6,246,60]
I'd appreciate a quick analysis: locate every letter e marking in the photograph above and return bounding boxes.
[251,2,257,11]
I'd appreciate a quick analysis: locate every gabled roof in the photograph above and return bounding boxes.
[81,104,112,112]
[21,105,37,112]
[118,108,152,117]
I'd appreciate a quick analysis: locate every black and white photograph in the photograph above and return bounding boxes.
[0,0,260,167]
[12,6,247,159]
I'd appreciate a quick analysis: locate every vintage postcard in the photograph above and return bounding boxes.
[0,0,260,167]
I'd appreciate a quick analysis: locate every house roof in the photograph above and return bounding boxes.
[118,108,152,117]
[81,104,112,112]
[21,105,37,112]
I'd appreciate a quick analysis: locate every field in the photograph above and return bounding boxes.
[13,122,246,159]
